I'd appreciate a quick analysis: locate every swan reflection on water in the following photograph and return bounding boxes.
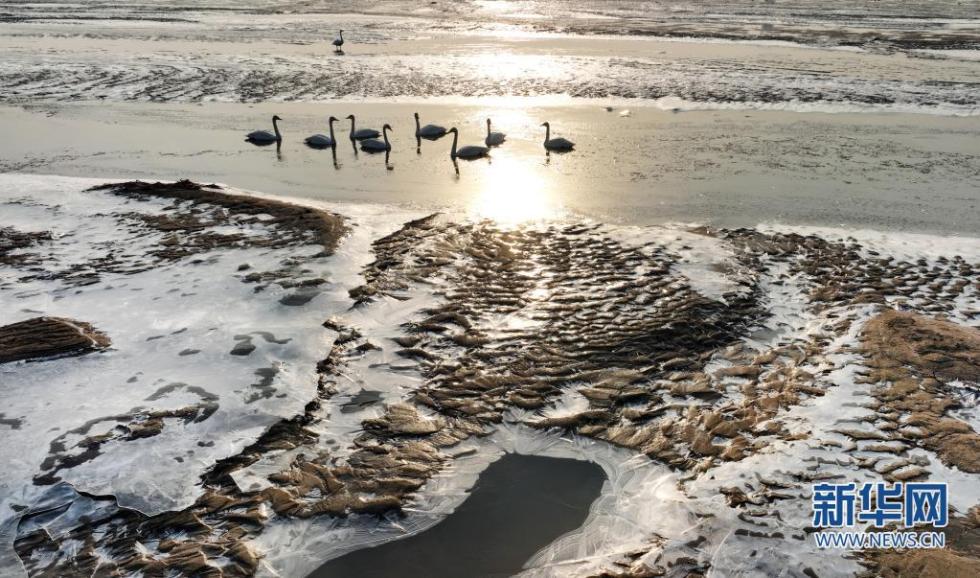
[247,139,283,163]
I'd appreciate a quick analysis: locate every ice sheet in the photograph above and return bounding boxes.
[2,174,978,578]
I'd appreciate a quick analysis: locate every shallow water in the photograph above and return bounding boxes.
[1,102,978,236]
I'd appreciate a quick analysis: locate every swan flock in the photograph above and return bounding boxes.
[246,113,575,160]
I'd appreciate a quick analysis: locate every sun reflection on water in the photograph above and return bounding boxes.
[451,104,566,226]
[468,155,562,226]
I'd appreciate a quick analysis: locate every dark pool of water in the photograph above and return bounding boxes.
[309,453,606,578]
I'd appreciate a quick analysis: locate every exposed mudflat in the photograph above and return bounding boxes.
[0,317,110,364]
[1,176,977,578]
[861,507,980,577]
[0,1,976,113]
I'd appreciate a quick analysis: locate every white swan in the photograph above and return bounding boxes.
[245,115,282,143]
[542,122,574,151]
[333,30,344,51]
[360,124,392,152]
[448,127,489,160]
[414,112,446,139]
[305,116,338,148]
[346,115,380,140]
[485,118,505,146]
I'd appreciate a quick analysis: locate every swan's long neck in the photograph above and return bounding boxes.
[450,131,458,158]
[544,124,550,144]
[328,119,335,143]
[382,127,390,147]
[348,117,355,138]
[272,117,281,140]
[415,115,421,133]
[339,31,343,40]
[486,120,491,137]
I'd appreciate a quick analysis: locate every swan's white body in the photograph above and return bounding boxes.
[332,30,344,50]
[485,118,505,146]
[305,117,338,148]
[448,128,489,159]
[346,115,380,140]
[246,115,282,143]
[360,124,392,152]
[542,122,574,151]
[414,113,446,139]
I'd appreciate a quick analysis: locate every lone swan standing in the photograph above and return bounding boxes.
[305,116,338,148]
[332,30,344,52]
[245,115,282,144]
[448,127,489,160]
[541,122,574,152]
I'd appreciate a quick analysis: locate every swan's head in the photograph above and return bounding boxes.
[345,114,354,120]
[273,115,282,121]
[448,127,458,134]
[541,122,550,127]
[414,112,419,119]
[383,124,393,131]
[486,118,491,126]
[328,116,338,122]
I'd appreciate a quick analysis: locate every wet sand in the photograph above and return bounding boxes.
[1,101,978,235]
[310,454,606,578]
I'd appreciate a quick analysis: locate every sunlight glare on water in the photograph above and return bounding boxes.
[465,105,565,225]
[469,155,562,225]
